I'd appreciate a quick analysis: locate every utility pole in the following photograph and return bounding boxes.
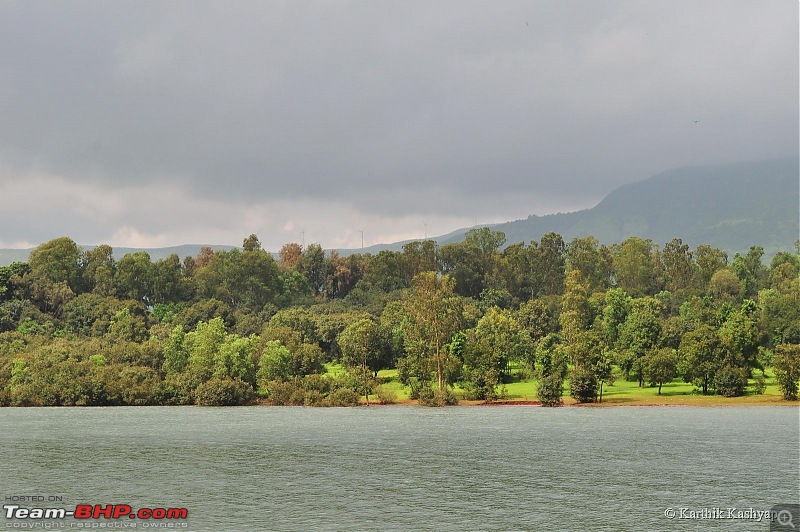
[301,230,305,247]
[361,230,364,249]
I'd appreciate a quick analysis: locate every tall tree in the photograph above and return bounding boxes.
[114,252,155,306]
[28,237,83,293]
[338,318,392,404]
[694,244,727,287]
[618,297,664,386]
[399,272,465,394]
[242,234,262,252]
[534,232,566,296]
[559,270,591,347]
[463,308,532,400]
[614,237,657,296]
[80,245,115,295]
[678,324,722,395]
[661,238,695,294]
[773,343,800,400]
[278,243,303,269]
[566,236,612,292]
[731,246,766,298]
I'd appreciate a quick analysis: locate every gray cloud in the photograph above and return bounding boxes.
[0,1,796,249]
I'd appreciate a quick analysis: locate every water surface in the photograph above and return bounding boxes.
[1,406,797,531]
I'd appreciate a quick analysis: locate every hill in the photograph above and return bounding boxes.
[1,158,796,265]
[345,157,799,257]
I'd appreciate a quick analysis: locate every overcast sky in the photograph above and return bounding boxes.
[0,1,796,251]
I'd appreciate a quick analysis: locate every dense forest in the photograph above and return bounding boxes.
[0,230,798,407]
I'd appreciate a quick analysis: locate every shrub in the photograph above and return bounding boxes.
[714,365,748,397]
[569,367,597,403]
[537,374,563,406]
[303,390,325,406]
[323,387,360,407]
[263,380,300,405]
[418,386,457,407]
[195,378,254,406]
[161,373,195,406]
[751,374,767,395]
[376,385,398,405]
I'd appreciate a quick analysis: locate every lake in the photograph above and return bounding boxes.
[1,406,798,531]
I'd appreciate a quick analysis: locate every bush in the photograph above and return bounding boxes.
[195,378,254,406]
[376,385,398,405]
[714,365,748,397]
[751,374,767,395]
[323,387,360,407]
[569,367,597,403]
[263,380,301,405]
[418,386,458,407]
[537,374,563,406]
[303,390,325,406]
[161,373,196,405]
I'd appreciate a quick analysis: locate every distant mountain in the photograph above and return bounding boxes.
[1,158,797,266]
[344,157,799,257]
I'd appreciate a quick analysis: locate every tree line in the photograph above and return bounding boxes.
[0,229,798,406]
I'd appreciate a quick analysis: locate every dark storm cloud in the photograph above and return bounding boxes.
[0,0,796,248]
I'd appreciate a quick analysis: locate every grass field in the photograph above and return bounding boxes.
[359,366,797,406]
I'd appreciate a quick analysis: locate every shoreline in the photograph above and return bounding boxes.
[255,394,799,408]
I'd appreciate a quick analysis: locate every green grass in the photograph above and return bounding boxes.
[325,364,791,406]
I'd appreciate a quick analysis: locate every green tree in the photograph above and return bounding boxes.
[773,343,800,400]
[602,288,631,347]
[114,251,155,305]
[463,308,532,400]
[537,373,564,406]
[694,244,727,287]
[678,324,722,394]
[535,333,568,380]
[569,367,597,403]
[566,236,612,292]
[28,237,83,293]
[642,347,677,394]
[618,297,663,386]
[400,240,438,283]
[256,340,293,385]
[559,270,591,346]
[708,269,741,302]
[195,377,253,406]
[399,272,465,396]
[338,318,391,404]
[151,254,184,304]
[614,237,657,296]
[661,238,695,294]
[731,246,766,298]
[534,232,566,296]
[185,317,228,386]
[162,325,188,375]
[299,243,330,296]
[80,245,115,295]
[718,300,759,368]
[242,233,262,252]
[214,334,256,386]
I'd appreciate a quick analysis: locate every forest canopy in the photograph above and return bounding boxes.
[1,231,798,406]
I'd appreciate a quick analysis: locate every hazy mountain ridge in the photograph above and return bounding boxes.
[1,158,797,265]
[422,157,799,256]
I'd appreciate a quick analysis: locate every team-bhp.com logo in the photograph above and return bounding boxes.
[4,504,188,520]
